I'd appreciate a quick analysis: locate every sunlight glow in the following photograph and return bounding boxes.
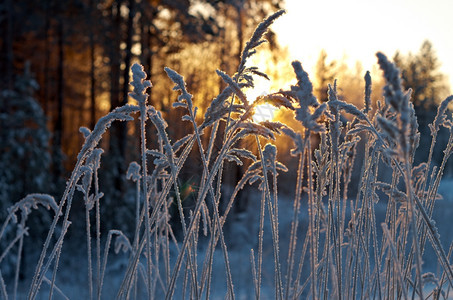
[253,103,277,123]
[244,76,278,122]
[272,0,453,91]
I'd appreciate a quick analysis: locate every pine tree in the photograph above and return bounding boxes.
[0,64,51,217]
[314,50,336,103]
[394,40,450,166]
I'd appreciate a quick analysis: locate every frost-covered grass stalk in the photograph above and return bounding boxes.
[2,8,453,300]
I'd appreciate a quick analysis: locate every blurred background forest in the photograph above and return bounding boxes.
[0,0,451,228]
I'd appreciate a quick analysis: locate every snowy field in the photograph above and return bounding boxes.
[10,179,453,299]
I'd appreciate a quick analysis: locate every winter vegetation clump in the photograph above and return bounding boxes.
[2,9,453,300]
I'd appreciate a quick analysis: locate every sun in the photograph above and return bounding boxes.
[245,77,278,122]
[253,103,277,123]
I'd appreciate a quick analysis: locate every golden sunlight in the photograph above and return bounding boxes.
[242,46,296,123]
[244,76,278,122]
[253,103,277,123]
[273,0,453,90]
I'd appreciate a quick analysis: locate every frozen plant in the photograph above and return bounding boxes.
[2,8,453,300]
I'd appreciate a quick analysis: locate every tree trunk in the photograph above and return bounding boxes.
[108,0,125,195]
[235,2,244,70]
[43,0,51,116]
[54,20,65,181]
[89,0,97,129]
[5,0,13,89]
[109,0,121,111]
[117,0,135,160]
[122,0,134,108]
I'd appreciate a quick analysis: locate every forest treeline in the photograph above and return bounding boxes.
[0,0,284,212]
[0,0,450,216]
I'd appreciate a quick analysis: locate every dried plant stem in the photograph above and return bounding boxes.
[94,168,101,300]
[165,133,239,300]
[364,118,453,289]
[438,241,453,295]
[48,226,66,300]
[29,106,139,299]
[200,219,215,299]
[42,276,70,300]
[84,198,94,300]
[331,126,343,299]
[30,188,76,299]
[420,131,437,196]
[28,162,81,299]
[403,157,424,299]
[293,229,309,300]
[0,270,7,300]
[382,224,408,300]
[284,147,305,300]
[191,101,235,300]
[43,220,71,300]
[118,137,196,298]
[256,186,266,299]
[137,103,153,299]
[0,227,27,264]
[250,249,258,297]
[4,35,453,300]
[413,129,453,265]
[13,221,25,300]
[171,170,199,299]
[0,215,13,241]
[256,135,283,300]
[369,191,383,300]
[199,122,226,300]
[99,230,122,298]
[306,134,318,300]
[350,142,376,298]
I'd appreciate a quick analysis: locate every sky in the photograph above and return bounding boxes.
[272,0,453,91]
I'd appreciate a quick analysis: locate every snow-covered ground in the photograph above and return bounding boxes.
[8,179,453,299]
